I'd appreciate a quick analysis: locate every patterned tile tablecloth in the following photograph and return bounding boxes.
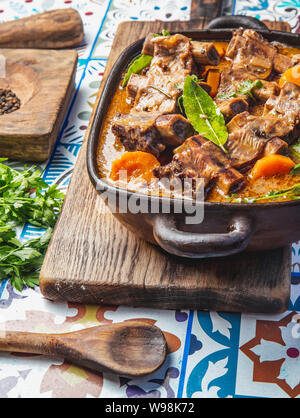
[0,0,300,399]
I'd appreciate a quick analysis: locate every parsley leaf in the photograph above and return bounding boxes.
[290,138,300,160]
[290,163,300,175]
[217,79,263,101]
[230,183,300,203]
[0,226,53,291]
[0,162,64,291]
[153,29,171,38]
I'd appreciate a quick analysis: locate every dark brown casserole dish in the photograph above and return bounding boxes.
[87,16,300,259]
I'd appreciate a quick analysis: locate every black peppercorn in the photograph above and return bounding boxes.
[0,89,21,115]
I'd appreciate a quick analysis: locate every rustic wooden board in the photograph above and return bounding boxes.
[0,48,77,162]
[0,9,84,49]
[40,19,292,313]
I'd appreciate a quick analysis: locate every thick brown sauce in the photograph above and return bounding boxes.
[97,42,300,203]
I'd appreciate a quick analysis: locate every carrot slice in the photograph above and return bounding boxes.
[206,69,220,97]
[110,151,160,183]
[250,154,295,180]
[213,42,227,58]
[279,63,300,88]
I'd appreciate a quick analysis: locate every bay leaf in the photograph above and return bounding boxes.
[183,75,228,153]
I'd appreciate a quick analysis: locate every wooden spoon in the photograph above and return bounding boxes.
[0,321,167,377]
[0,9,84,49]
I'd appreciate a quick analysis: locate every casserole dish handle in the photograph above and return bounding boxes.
[153,215,253,259]
[206,15,269,31]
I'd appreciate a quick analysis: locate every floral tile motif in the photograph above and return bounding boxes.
[183,309,300,398]
[182,311,240,398]
[292,243,300,272]
[236,311,300,398]
[60,59,107,146]
[233,0,300,33]
[241,312,300,397]
[91,0,192,59]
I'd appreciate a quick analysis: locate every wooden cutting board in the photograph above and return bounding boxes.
[0,48,77,162]
[39,18,292,313]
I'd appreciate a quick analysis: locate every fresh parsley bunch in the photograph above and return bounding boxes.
[0,226,52,291]
[0,159,65,291]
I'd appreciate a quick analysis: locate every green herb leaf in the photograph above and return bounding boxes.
[153,29,171,38]
[177,95,185,116]
[230,183,300,203]
[290,138,300,159]
[183,75,228,153]
[217,79,263,101]
[0,227,53,292]
[291,163,300,175]
[238,79,263,100]
[0,161,64,292]
[122,54,153,88]
[149,85,172,98]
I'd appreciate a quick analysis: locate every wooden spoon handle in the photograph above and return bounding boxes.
[0,330,54,356]
[0,9,84,49]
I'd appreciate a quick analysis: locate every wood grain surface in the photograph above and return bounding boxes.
[40,19,292,313]
[0,48,77,161]
[0,9,84,49]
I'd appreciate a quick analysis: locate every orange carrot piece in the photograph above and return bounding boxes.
[110,151,160,183]
[279,63,300,88]
[206,69,220,97]
[213,42,226,58]
[250,154,295,180]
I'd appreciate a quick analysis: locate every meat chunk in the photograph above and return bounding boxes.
[273,53,294,74]
[142,34,220,66]
[263,137,288,156]
[226,127,268,172]
[155,114,193,146]
[226,29,299,77]
[215,67,278,122]
[134,34,194,114]
[112,112,163,156]
[226,29,275,79]
[217,97,249,121]
[127,73,148,100]
[198,82,212,95]
[154,135,245,196]
[226,112,290,171]
[112,34,195,156]
[217,68,279,104]
[263,82,300,144]
[141,33,156,56]
[273,53,300,73]
[191,42,220,66]
[264,82,300,142]
[112,112,193,156]
[252,80,279,102]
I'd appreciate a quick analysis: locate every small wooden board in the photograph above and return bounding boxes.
[40,19,292,313]
[0,48,77,162]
